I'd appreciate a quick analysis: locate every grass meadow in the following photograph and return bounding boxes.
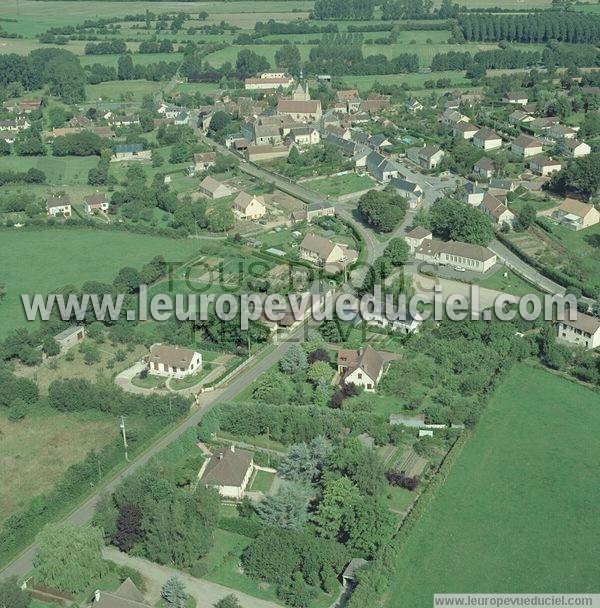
[0,229,203,337]
[384,363,600,606]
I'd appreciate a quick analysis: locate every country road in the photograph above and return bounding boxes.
[0,323,311,581]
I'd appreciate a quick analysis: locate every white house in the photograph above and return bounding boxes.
[461,181,485,206]
[502,92,528,105]
[453,122,479,140]
[232,191,266,221]
[473,128,502,151]
[529,154,562,176]
[405,226,433,253]
[46,196,71,218]
[563,139,591,158]
[198,445,254,499]
[84,193,109,214]
[390,178,423,208]
[556,312,600,350]
[511,134,543,158]
[290,126,320,146]
[148,343,202,378]
[552,198,600,231]
[337,346,395,392]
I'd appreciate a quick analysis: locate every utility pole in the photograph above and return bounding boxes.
[120,416,129,461]
[247,332,251,359]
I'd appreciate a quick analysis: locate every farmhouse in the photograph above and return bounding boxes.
[511,134,543,158]
[232,191,266,221]
[552,198,600,231]
[148,343,202,378]
[93,578,150,608]
[46,196,71,218]
[83,193,109,214]
[415,239,497,273]
[198,445,254,499]
[54,326,85,351]
[112,144,150,162]
[473,128,502,151]
[193,152,217,172]
[405,226,433,253]
[556,312,600,350]
[199,176,234,199]
[529,154,562,176]
[337,346,396,392]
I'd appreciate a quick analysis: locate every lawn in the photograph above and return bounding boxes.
[249,469,276,493]
[0,229,203,337]
[384,363,600,606]
[303,173,375,198]
[86,80,163,102]
[475,267,542,298]
[0,407,117,524]
[0,155,97,186]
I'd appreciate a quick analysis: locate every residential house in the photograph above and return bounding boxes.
[93,578,150,608]
[406,99,423,113]
[489,178,518,192]
[502,91,528,105]
[111,144,150,162]
[563,139,591,158]
[363,306,423,335]
[243,122,283,146]
[407,145,445,170]
[508,110,534,125]
[0,118,30,132]
[529,154,562,176]
[473,157,496,179]
[327,125,352,140]
[511,134,543,158]
[415,239,497,273]
[83,193,109,214]
[405,226,432,253]
[245,144,290,162]
[552,198,600,231]
[479,193,516,227]
[441,109,469,125]
[547,124,577,141]
[527,116,559,133]
[193,152,217,172]
[369,133,393,152]
[299,233,357,269]
[367,151,399,182]
[232,191,266,221]
[337,346,395,392]
[54,326,85,351]
[199,175,234,199]
[46,196,71,218]
[461,181,485,206]
[198,445,254,499]
[107,114,139,127]
[148,343,202,378]
[290,126,320,146]
[556,312,600,350]
[453,122,479,140]
[0,132,16,144]
[473,128,502,151]
[336,89,361,113]
[390,178,423,208]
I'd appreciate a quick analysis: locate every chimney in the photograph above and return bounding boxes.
[94,590,101,603]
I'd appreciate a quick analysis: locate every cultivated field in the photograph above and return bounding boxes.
[0,230,203,337]
[384,364,600,606]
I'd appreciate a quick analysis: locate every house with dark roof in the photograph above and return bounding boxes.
[511,134,543,158]
[407,145,445,169]
[552,198,600,231]
[148,343,202,378]
[390,177,423,208]
[453,122,479,140]
[84,192,109,214]
[367,151,399,182]
[529,154,562,177]
[479,193,516,227]
[46,195,71,218]
[473,128,502,151]
[473,157,496,178]
[199,445,254,499]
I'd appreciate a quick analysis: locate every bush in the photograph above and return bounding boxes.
[8,400,27,422]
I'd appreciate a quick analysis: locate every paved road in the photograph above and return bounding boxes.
[103,547,280,608]
[0,325,310,581]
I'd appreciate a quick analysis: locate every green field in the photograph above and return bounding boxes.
[303,173,375,198]
[336,70,471,92]
[85,79,163,102]
[0,229,203,337]
[385,364,600,606]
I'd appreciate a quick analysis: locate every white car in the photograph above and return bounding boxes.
[454,266,466,272]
